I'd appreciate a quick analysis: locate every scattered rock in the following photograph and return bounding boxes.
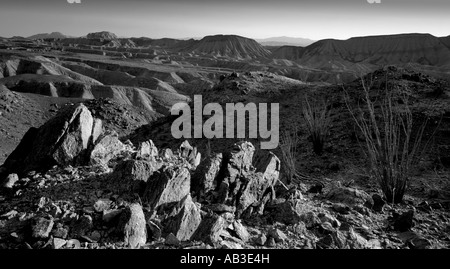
[268,228,287,243]
[165,233,180,246]
[53,238,67,249]
[90,131,127,166]
[93,199,112,213]
[254,233,267,246]
[232,220,250,242]
[136,139,158,160]
[192,213,227,244]
[32,217,54,239]
[325,186,373,207]
[3,173,19,189]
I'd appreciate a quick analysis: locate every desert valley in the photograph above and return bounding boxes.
[0,29,449,250]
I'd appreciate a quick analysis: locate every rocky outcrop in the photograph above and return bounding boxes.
[163,194,202,241]
[1,104,100,177]
[117,203,147,248]
[143,165,191,211]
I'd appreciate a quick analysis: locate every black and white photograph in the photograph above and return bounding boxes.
[0,0,449,261]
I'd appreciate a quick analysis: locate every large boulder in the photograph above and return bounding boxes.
[89,131,128,166]
[2,104,100,177]
[325,185,373,207]
[163,194,202,241]
[216,142,256,204]
[143,165,191,211]
[117,203,147,248]
[110,159,162,194]
[192,152,223,197]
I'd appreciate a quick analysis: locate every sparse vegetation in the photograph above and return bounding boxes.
[346,77,429,203]
[279,125,299,184]
[302,96,331,155]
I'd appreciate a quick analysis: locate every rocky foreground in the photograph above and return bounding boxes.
[0,103,449,249]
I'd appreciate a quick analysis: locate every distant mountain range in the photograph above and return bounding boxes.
[27,32,70,39]
[255,36,316,47]
[22,31,450,69]
[272,33,450,68]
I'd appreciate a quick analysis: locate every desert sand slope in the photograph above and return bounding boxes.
[0,55,103,85]
[60,61,179,93]
[0,74,95,99]
[89,85,190,115]
[182,35,271,59]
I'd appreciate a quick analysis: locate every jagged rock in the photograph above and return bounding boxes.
[225,141,255,184]
[90,132,127,166]
[179,141,201,169]
[192,213,227,244]
[93,199,112,213]
[236,170,278,218]
[254,152,281,185]
[372,194,386,212]
[2,104,98,176]
[136,140,158,160]
[266,237,276,247]
[118,203,147,248]
[147,220,162,240]
[216,142,255,204]
[161,148,174,160]
[165,233,180,246]
[143,166,190,211]
[254,233,267,246]
[91,118,103,145]
[300,211,321,229]
[163,194,202,241]
[71,215,93,238]
[269,199,306,225]
[325,186,373,207]
[53,238,67,249]
[268,228,287,243]
[232,220,250,242]
[393,210,415,232]
[3,173,19,189]
[193,153,222,196]
[52,224,69,239]
[318,212,341,228]
[111,159,161,194]
[32,217,54,239]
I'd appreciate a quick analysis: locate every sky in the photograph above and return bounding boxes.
[0,0,449,40]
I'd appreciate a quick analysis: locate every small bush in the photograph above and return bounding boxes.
[279,125,299,184]
[346,78,429,203]
[302,96,331,155]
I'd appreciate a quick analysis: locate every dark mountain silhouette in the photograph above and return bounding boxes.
[181,34,271,59]
[28,32,68,40]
